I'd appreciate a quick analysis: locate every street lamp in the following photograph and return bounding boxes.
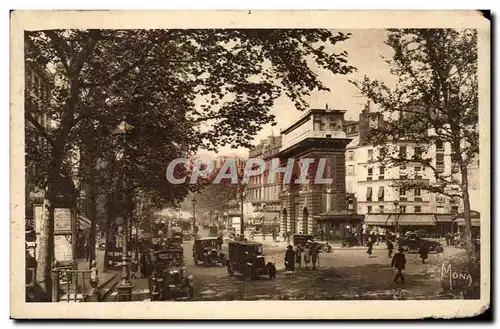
[112,119,134,302]
[191,198,197,235]
[393,200,399,234]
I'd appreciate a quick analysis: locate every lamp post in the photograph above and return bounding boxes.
[393,200,400,234]
[113,119,134,302]
[191,198,197,235]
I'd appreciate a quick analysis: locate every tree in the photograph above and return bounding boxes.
[26,29,355,299]
[350,29,478,262]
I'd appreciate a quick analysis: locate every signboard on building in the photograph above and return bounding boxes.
[54,235,73,263]
[54,208,72,232]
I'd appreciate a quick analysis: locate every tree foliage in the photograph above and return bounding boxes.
[350,28,479,260]
[26,28,355,297]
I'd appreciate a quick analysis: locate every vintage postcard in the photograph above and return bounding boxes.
[10,10,490,319]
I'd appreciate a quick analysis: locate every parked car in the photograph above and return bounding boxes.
[293,234,332,253]
[226,241,275,281]
[192,237,225,266]
[148,248,194,301]
[398,232,444,253]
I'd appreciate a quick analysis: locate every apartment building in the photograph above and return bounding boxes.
[345,103,480,235]
[25,40,54,228]
[246,135,282,233]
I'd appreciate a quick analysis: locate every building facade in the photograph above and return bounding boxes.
[246,135,282,233]
[345,103,480,236]
[277,107,353,238]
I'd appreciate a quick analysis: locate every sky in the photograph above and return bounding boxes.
[196,29,397,160]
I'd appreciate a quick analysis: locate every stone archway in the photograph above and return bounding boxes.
[303,207,309,234]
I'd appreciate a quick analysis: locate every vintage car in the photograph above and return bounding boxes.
[148,248,194,300]
[292,234,332,253]
[226,241,276,281]
[192,237,225,266]
[398,232,444,253]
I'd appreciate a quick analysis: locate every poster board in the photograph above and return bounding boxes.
[54,208,72,233]
[53,235,73,263]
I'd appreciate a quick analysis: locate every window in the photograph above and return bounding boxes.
[399,205,407,213]
[414,188,421,197]
[367,206,372,213]
[436,153,445,173]
[366,187,373,201]
[377,186,384,201]
[379,147,387,159]
[347,165,354,176]
[368,149,373,161]
[451,205,459,213]
[399,145,407,158]
[347,151,354,161]
[379,205,385,213]
[367,168,373,176]
[414,146,422,158]
[399,188,406,196]
[414,206,421,213]
[436,140,444,151]
[379,166,385,179]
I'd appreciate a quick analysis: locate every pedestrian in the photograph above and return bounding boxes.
[366,236,374,258]
[272,230,277,243]
[217,231,224,250]
[391,247,406,284]
[90,260,99,300]
[419,243,429,264]
[387,239,394,258]
[375,231,380,245]
[84,239,91,262]
[303,242,311,270]
[294,244,302,269]
[311,244,319,270]
[284,245,295,275]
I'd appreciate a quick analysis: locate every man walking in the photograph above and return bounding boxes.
[311,244,319,270]
[387,238,394,258]
[391,247,406,284]
[366,236,374,258]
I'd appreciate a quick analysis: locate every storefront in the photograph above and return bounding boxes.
[455,211,481,237]
[364,213,438,237]
[315,211,364,242]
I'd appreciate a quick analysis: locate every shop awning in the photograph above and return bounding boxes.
[435,214,452,223]
[78,215,91,230]
[378,187,384,199]
[455,218,481,227]
[366,187,372,199]
[364,214,436,226]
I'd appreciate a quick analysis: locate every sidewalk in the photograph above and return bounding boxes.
[255,238,389,250]
[75,251,119,291]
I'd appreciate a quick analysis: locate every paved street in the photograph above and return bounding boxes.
[118,236,477,301]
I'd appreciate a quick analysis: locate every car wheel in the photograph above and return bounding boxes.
[402,245,409,252]
[435,245,444,253]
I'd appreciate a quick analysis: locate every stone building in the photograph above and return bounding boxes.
[277,106,357,238]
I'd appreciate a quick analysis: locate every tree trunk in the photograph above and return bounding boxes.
[460,164,475,265]
[102,194,113,273]
[88,191,97,269]
[35,178,56,301]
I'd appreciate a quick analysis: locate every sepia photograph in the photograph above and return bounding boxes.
[10,10,490,319]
